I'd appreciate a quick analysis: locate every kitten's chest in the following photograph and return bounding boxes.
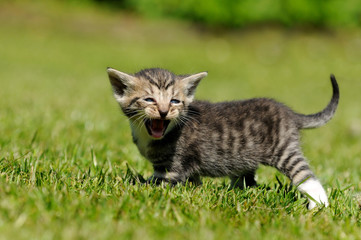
[134,138,174,165]
[131,127,166,161]
[131,128,151,158]
[131,125,179,163]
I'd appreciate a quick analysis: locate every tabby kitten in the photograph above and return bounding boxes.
[107,67,339,209]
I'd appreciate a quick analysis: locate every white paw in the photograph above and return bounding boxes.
[298,178,329,210]
[307,200,317,210]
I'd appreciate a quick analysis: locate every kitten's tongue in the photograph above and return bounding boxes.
[150,119,165,138]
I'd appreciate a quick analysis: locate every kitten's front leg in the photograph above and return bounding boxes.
[146,174,167,185]
[187,175,202,186]
[147,171,201,186]
[146,171,181,185]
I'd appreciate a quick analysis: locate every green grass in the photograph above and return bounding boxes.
[1,1,361,239]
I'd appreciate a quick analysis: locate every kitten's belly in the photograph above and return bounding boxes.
[197,153,260,177]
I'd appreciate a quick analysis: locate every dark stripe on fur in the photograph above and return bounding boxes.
[165,79,175,90]
[122,108,137,118]
[286,157,304,172]
[280,151,298,171]
[128,97,140,108]
[291,165,311,180]
[275,138,293,159]
[143,72,161,89]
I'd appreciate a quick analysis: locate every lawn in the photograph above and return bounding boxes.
[0,1,361,239]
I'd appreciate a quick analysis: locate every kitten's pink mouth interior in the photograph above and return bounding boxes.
[145,119,170,139]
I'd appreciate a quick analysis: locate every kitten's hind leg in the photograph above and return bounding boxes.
[230,171,257,189]
[276,149,329,209]
[298,178,329,210]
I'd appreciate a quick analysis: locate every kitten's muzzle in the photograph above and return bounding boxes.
[159,109,168,119]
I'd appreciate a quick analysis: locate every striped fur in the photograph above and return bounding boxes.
[107,68,339,209]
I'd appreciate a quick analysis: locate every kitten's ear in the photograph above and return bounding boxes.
[182,72,208,97]
[107,67,136,96]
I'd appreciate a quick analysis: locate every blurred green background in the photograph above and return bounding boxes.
[1,0,361,239]
[84,0,361,28]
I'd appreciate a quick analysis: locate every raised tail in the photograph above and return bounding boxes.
[295,74,339,129]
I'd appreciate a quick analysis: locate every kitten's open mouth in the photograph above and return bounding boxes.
[145,119,170,139]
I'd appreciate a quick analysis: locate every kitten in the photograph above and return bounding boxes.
[107,67,339,209]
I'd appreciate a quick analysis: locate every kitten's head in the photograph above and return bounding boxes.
[107,68,207,139]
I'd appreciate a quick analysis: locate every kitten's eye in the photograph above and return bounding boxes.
[144,98,156,103]
[170,99,181,104]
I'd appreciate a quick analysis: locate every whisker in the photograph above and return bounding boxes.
[134,114,147,130]
[180,113,200,125]
[178,115,195,129]
[184,109,201,116]
[128,111,144,121]
[129,112,148,131]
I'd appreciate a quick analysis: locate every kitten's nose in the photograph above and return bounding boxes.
[159,109,168,119]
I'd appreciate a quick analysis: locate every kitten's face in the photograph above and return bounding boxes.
[107,68,207,139]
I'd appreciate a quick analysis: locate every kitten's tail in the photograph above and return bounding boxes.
[295,74,339,129]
